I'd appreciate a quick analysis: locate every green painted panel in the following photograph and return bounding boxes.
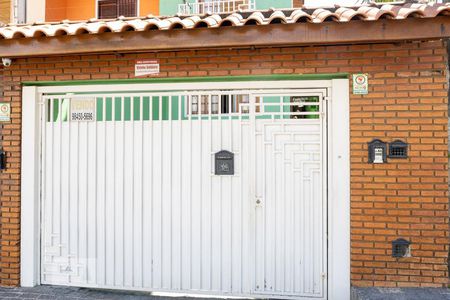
[97,97,103,121]
[133,97,141,121]
[171,96,179,120]
[143,97,150,120]
[53,99,59,122]
[115,97,122,121]
[106,97,113,121]
[152,96,160,120]
[256,0,292,10]
[124,97,131,121]
[162,96,169,120]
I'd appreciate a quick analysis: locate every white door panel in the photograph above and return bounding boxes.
[41,89,328,299]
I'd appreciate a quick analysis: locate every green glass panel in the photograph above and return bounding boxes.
[133,97,141,121]
[115,97,122,121]
[105,97,112,121]
[152,96,159,120]
[124,97,131,121]
[162,96,169,121]
[96,98,103,121]
[61,99,69,122]
[143,97,150,121]
[53,99,59,122]
[47,99,51,122]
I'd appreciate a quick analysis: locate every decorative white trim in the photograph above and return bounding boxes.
[21,79,350,298]
[36,80,333,94]
[20,86,41,287]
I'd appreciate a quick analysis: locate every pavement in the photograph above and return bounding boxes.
[1,285,450,300]
[351,287,450,300]
[0,286,220,300]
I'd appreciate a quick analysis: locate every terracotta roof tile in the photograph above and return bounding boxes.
[0,2,449,40]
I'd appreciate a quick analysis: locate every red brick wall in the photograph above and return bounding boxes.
[0,39,448,287]
[0,63,21,286]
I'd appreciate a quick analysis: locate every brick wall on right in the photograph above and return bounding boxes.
[0,39,448,288]
[348,40,449,287]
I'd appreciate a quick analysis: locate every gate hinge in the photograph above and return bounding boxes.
[321,272,327,279]
[323,96,331,102]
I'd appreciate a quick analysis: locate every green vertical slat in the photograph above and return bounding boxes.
[47,99,51,122]
[60,99,69,122]
[133,97,141,121]
[181,96,188,120]
[124,97,131,121]
[96,97,103,121]
[106,97,112,121]
[152,96,159,120]
[115,97,122,121]
[171,96,179,121]
[162,96,169,121]
[143,97,150,121]
[283,96,290,119]
[53,99,59,122]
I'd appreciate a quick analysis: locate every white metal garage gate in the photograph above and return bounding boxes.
[39,86,329,299]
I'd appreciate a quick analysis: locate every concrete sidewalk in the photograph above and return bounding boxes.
[0,286,221,300]
[352,287,450,300]
[2,285,450,300]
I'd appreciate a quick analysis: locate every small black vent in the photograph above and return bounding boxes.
[0,149,5,170]
[389,140,408,159]
[392,238,411,258]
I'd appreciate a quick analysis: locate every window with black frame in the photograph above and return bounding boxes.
[98,0,137,19]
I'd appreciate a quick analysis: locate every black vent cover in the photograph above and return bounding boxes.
[389,140,408,159]
[392,238,411,258]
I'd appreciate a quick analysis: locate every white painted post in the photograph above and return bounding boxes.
[21,86,40,287]
[328,79,350,300]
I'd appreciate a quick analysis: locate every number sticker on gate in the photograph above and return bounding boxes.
[70,98,96,122]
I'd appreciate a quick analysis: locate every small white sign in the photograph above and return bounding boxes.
[0,103,11,122]
[70,98,96,122]
[353,74,368,95]
[135,60,160,77]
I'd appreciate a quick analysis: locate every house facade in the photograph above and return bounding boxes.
[44,0,305,22]
[0,2,449,300]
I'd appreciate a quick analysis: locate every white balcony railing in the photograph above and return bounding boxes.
[178,0,256,15]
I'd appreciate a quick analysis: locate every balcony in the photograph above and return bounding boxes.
[178,0,256,15]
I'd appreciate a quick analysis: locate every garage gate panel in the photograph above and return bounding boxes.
[40,88,328,299]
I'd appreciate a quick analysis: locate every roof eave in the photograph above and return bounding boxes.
[0,16,449,58]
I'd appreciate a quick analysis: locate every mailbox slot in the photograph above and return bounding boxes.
[368,139,387,164]
[215,150,234,175]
